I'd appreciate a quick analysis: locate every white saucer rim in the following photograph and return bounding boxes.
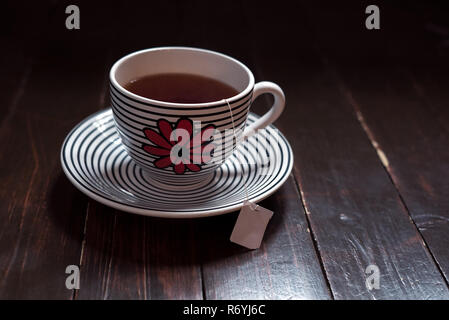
[60,109,294,219]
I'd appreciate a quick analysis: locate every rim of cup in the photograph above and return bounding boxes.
[109,46,255,108]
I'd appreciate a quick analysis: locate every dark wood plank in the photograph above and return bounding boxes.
[0,1,53,134]
[330,63,449,284]
[200,176,331,299]
[7,0,447,300]
[247,1,449,299]
[0,43,30,127]
[320,2,449,281]
[304,0,449,293]
[77,203,203,299]
[0,1,112,298]
[409,67,449,131]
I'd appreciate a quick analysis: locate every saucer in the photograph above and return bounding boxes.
[61,109,293,218]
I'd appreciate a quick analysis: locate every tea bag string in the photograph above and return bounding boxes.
[224,99,259,211]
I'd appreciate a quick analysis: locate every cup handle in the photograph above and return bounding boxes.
[243,81,285,138]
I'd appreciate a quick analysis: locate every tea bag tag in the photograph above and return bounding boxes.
[230,201,273,249]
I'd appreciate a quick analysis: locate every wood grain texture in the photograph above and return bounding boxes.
[247,1,449,299]
[304,0,449,295]
[268,64,449,299]
[77,203,203,300]
[0,48,103,297]
[200,176,331,300]
[331,64,449,284]
[0,1,52,135]
[0,1,112,299]
[1,0,448,300]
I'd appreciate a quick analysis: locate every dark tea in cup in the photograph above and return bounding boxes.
[124,73,239,104]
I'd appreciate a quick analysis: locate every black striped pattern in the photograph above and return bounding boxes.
[110,81,253,183]
[60,109,293,218]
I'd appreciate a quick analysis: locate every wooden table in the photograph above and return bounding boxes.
[1,1,448,299]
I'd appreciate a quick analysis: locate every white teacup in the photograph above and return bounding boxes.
[110,47,285,185]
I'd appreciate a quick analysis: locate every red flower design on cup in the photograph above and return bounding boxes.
[142,118,216,174]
